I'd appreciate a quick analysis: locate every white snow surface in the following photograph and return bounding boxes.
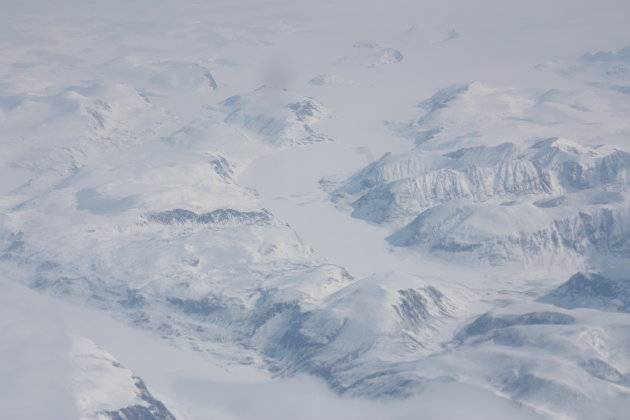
[3,0,630,419]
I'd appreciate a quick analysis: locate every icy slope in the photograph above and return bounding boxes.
[72,336,177,420]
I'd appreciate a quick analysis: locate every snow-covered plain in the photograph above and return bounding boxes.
[2,0,630,419]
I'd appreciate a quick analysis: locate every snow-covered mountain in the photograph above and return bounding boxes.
[539,272,630,313]
[332,81,630,267]
[387,81,630,151]
[0,278,178,420]
[3,1,630,419]
[335,138,629,223]
[72,336,178,420]
[0,111,355,369]
[445,300,630,419]
[0,120,468,394]
[163,87,332,161]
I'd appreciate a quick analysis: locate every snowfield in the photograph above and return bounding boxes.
[2,0,630,419]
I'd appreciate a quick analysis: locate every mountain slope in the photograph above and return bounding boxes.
[331,80,630,267]
[72,336,178,420]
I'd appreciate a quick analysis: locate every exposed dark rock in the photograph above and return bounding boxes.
[102,376,177,420]
[457,311,575,340]
[539,272,630,313]
[146,208,274,227]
